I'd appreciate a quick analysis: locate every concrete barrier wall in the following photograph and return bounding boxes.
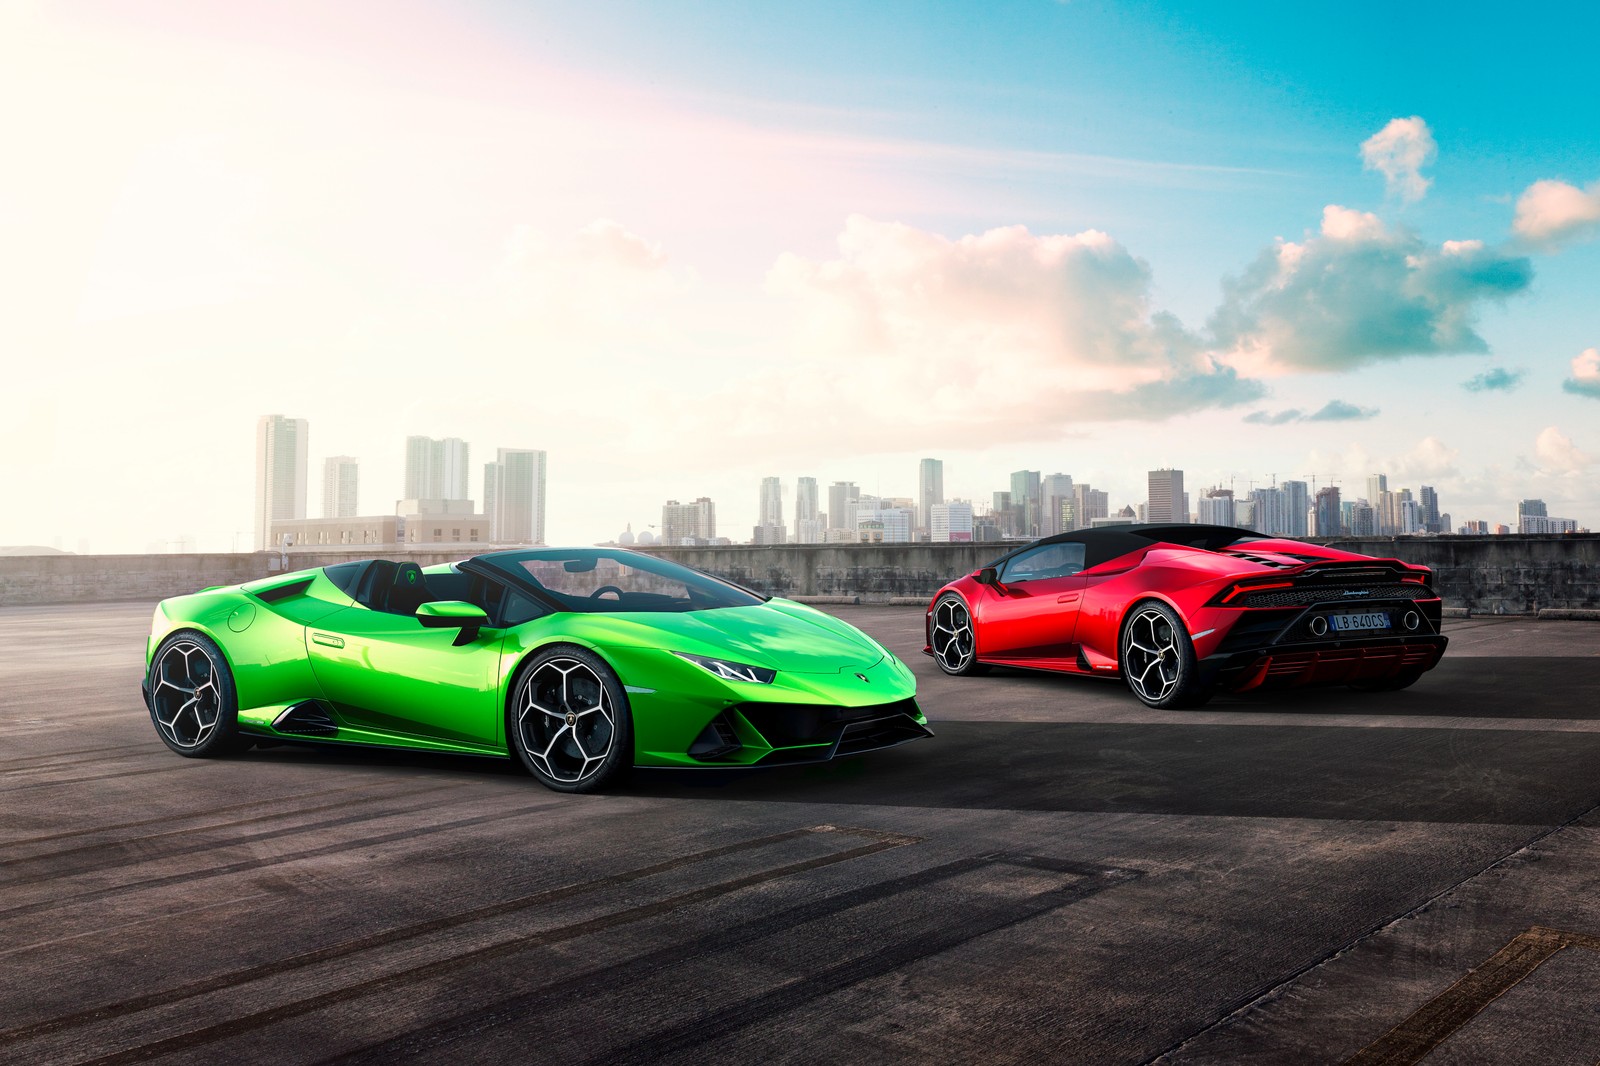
[1,535,1597,613]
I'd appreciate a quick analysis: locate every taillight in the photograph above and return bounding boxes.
[1219,580,1294,605]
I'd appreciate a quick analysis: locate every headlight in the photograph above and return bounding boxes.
[673,652,776,684]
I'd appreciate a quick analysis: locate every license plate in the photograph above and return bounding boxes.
[1329,611,1390,632]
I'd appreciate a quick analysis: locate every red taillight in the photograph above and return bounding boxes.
[1401,575,1426,584]
[1220,580,1294,604]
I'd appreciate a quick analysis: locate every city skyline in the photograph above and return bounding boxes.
[4,3,1598,553]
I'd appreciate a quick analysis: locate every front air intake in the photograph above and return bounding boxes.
[687,713,742,761]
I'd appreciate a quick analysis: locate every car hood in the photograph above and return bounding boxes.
[577,599,884,673]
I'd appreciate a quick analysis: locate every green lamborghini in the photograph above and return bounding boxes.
[142,548,929,791]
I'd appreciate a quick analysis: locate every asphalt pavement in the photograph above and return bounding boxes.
[1,603,1598,1064]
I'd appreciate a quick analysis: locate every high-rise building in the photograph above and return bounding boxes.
[1074,485,1109,528]
[1198,487,1235,526]
[1041,473,1075,536]
[663,497,717,544]
[757,476,785,543]
[1314,486,1342,537]
[1009,470,1042,538]
[991,490,1016,537]
[917,459,944,535]
[255,414,309,549]
[1282,480,1309,537]
[405,436,471,502]
[1351,500,1378,536]
[322,456,359,519]
[1518,499,1548,535]
[794,476,822,543]
[485,448,546,544]
[930,501,974,542]
[1147,468,1185,524]
[854,498,912,543]
[1419,485,1441,534]
[1366,474,1388,518]
[1247,486,1287,535]
[827,482,859,536]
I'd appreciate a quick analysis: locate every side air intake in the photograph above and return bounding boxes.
[273,701,339,737]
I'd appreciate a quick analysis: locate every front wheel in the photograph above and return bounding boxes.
[507,646,633,793]
[931,593,989,676]
[1120,602,1211,709]
[146,632,253,757]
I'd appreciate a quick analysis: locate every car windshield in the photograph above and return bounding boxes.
[481,549,764,613]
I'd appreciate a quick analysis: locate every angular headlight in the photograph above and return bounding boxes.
[673,652,776,684]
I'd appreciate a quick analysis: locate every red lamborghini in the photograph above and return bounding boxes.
[924,524,1447,708]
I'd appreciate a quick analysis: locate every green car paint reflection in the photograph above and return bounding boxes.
[142,548,930,792]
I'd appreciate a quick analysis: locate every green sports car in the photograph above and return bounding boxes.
[142,548,930,791]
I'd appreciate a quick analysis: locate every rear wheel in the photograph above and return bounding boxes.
[931,593,989,676]
[1120,602,1211,709]
[507,646,633,793]
[147,632,252,757]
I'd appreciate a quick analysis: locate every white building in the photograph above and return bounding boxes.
[255,414,308,549]
[322,456,359,519]
[794,477,821,543]
[930,501,974,542]
[917,458,944,536]
[485,448,547,544]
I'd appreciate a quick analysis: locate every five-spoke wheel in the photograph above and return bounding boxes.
[508,647,632,792]
[1119,602,1210,709]
[931,593,988,676]
[146,632,251,756]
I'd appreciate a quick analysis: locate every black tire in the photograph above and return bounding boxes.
[930,592,989,676]
[1119,601,1212,709]
[1350,667,1425,692]
[506,646,633,793]
[146,631,253,757]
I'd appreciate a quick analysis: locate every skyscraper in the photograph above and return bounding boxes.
[1147,468,1185,524]
[1009,470,1041,537]
[486,448,546,544]
[758,476,784,533]
[1314,486,1342,537]
[255,414,308,549]
[322,456,359,519]
[1074,484,1108,528]
[406,436,471,502]
[1366,474,1388,531]
[794,477,822,543]
[662,497,717,544]
[1040,473,1075,536]
[930,501,973,542]
[1198,487,1234,526]
[1419,485,1441,534]
[827,482,859,536]
[1282,480,1310,537]
[917,458,944,535]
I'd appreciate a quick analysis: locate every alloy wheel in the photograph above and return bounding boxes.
[1123,607,1184,703]
[150,640,223,748]
[932,597,976,673]
[514,657,617,784]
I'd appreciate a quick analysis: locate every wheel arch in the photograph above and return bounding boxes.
[1114,594,1190,670]
[499,637,623,750]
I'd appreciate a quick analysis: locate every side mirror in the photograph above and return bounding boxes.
[417,601,491,646]
[975,567,1002,588]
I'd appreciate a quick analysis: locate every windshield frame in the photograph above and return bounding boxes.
[462,548,767,615]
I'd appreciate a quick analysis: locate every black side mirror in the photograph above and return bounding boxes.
[975,567,1000,587]
[417,601,491,646]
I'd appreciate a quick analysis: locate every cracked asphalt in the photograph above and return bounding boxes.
[1,603,1597,1064]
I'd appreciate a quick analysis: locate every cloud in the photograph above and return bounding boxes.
[1463,367,1526,392]
[1564,347,1600,398]
[1210,206,1533,374]
[1360,117,1437,203]
[1512,179,1600,247]
[1243,400,1376,423]
[1244,409,1303,425]
[753,215,1264,448]
[1306,400,1378,421]
[1534,426,1592,474]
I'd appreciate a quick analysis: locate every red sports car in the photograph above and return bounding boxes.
[924,524,1447,708]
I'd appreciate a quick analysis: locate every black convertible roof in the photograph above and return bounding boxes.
[987,523,1263,569]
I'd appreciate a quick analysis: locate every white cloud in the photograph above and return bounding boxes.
[753,215,1262,449]
[1512,179,1600,247]
[1360,117,1437,203]
[1210,207,1533,374]
[1564,347,1600,399]
[1534,426,1592,474]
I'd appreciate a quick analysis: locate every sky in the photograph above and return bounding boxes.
[2,0,1598,552]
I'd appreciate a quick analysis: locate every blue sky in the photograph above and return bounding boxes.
[2,1,1597,550]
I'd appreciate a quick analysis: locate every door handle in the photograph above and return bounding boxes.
[1057,593,1080,604]
[311,632,345,649]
